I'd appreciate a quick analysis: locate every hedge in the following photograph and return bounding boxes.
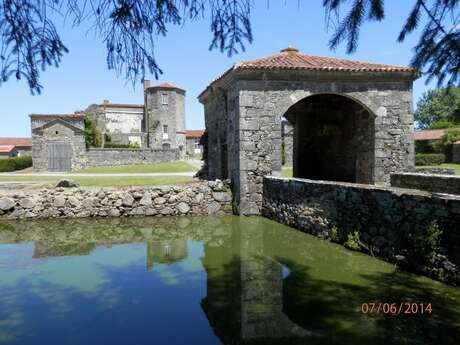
[103,143,140,149]
[415,153,446,166]
[0,156,33,172]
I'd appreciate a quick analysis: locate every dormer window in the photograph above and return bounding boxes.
[161,93,168,105]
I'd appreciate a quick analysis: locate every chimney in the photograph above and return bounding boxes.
[143,79,151,90]
[103,99,110,105]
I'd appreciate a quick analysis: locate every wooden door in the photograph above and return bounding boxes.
[47,142,72,172]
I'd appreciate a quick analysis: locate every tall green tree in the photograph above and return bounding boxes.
[414,88,460,129]
[0,0,459,94]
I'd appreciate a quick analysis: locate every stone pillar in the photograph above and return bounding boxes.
[236,90,282,215]
[282,121,293,166]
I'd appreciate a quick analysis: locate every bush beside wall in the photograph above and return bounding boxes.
[415,153,446,166]
[0,156,32,172]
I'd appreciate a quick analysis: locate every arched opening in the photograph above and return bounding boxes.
[162,143,171,150]
[283,94,375,184]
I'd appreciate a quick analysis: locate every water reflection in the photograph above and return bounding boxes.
[0,216,459,345]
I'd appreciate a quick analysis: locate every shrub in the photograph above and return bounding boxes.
[84,116,102,148]
[414,221,443,255]
[344,231,360,250]
[415,153,446,166]
[0,156,32,172]
[104,143,140,149]
[436,129,460,162]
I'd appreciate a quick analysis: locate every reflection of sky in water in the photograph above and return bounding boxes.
[0,241,219,345]
[0,216,460,345]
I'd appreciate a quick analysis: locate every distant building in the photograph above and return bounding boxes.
[185,130,204,157]
[414,129,446,143]
[30,114,86,171]
[0,137,32,158]
[84,81,187,158]
[85,101,145,146]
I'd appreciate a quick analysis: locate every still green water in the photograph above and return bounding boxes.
[0,216,459,345]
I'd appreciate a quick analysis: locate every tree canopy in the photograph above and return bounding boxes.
[414,87,460,129]
[0,0,459,94]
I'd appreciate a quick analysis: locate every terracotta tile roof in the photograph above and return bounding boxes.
[0,145,16,153]
[186,129,205,138]
[147,82,185,93]
[199,46,417,98]
[414,129,446,141]
[29,113,85,120]
[234,47,415,72]
[0,137,32,147]
[101,102,144,109]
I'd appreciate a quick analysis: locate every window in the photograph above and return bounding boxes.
[162,125,169,139]
[161,93,168,105]
[194,138,200,149]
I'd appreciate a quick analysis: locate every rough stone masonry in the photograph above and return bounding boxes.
[199,47,417,215]
[0,181,232,219]
[262,177,460,286]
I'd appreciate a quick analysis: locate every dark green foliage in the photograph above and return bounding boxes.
[415,153,446,166]
[2,0,459,94]
[324,0,460,87]
[103,142,140,149]
[414,221,443,255]
[0,0,252,93]
[414,88,460,129]
[84,116,101,148]
[437,129,460,161]
[415,140,437,154]
[0,156,32,172]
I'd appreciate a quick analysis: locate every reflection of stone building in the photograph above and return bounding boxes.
[146,239,188,270]
[201,224,307,343]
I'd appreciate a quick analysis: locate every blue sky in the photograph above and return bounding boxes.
[1,1,434,137]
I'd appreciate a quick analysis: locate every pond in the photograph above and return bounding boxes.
[0,216,459,345]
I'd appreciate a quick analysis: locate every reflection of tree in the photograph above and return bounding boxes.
[2,216,460,344]
[146,240,188,270]
[201,217,460,345]
[33,242,96,258]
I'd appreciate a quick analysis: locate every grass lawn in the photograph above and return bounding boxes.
[417,163,460,175]
[0,175,194,187]
[77,161,196,174]
[282,167,293,177]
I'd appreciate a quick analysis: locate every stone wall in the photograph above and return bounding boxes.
[200,69,415,216]
[262,177,460,285]
[0,181,232,219]
[82,148,179,168]
[391,173,460,195]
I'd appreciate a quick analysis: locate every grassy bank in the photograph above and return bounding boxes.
[0,175,194,187]
[77,161,196,174]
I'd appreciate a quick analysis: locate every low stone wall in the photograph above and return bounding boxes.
[262,177,460,285]
[391,172,460,195]
[0,181,232,219]
[414,167,455,175]
[82,148,179,168]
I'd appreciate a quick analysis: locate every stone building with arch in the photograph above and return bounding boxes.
[199,47,418,215]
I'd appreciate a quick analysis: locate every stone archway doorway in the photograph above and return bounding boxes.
[283,94,375,184]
